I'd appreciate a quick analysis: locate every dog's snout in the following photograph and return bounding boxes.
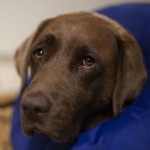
[21,93,50,120]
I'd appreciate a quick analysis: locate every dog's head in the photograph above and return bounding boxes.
[15,12,147,142]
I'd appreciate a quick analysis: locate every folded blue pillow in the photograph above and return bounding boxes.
[11,3,150,150]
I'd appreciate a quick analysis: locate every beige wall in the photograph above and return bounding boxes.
[0,0,149,58]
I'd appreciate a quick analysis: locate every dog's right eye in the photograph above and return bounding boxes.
[35,49,44,60]
[83,56,95,67]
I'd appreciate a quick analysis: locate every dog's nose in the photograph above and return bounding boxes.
[21,93,50,120]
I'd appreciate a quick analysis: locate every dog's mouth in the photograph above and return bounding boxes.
[23,124,56,139]
[22,119,79,142]
[20,97,86,142]
[25,129,45,137]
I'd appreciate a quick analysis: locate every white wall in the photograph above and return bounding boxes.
[0,0,149,58]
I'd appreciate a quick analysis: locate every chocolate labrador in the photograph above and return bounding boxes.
[15,12,147,142]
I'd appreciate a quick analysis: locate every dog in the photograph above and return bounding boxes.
[15,12,147,142]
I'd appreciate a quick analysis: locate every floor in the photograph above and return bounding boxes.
[0,58,19,150]
[0,104,13,150]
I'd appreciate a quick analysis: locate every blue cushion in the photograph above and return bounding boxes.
[11,3,150,150]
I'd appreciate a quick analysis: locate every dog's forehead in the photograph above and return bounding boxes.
[43,12,125,36]
[37,12,118,46]
[30,12,120,62]
[32,12,127,49]
[48,12,110,33]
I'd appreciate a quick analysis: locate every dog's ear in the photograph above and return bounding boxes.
[92,13,147,117]
[15,34,34,93]
[15,19,50,92]
[113,32,147,117]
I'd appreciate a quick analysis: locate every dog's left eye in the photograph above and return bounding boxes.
[83,56,95,67]
[35,49,44,59]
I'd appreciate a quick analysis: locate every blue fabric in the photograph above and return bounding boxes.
[11,3,150,150]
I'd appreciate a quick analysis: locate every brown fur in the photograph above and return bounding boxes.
[15,12,147,142]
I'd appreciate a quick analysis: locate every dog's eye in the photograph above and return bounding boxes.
[35,49,44,59]
[83,57,95,67]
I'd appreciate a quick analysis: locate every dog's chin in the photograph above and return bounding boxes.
[47,132,78,143]
[24,130,78,142]
[22,124,79,143]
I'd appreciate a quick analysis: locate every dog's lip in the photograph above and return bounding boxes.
[23,123,47,137]
[23,122,79,142]
[23,127,34,138]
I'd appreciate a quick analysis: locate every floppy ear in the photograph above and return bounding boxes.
[92,12,147,117]
[15,34,35,93]
[15,19,50,93]
[113,33,147,117]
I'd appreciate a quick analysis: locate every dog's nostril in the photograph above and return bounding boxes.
[34,107,48,114]
[35,108,41,113]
